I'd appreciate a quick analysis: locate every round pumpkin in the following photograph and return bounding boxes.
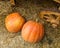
[5,13,25,32]
[21,21,44,43]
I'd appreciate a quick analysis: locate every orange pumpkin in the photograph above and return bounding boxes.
[21,21,44,43]
[5,13,25,32]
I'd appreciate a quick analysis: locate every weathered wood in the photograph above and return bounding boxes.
[10,0,15,5]
[54,0,60,3]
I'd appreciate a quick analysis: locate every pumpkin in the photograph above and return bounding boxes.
[5,13,25,32]
[21,21,44,43]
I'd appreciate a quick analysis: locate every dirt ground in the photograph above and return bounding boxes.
[0,0,60,48]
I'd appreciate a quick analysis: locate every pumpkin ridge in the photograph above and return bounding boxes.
[33,23,40,42]
[22,25,33,41]
[27,26,34,42]
[33,24,38,42]
[28,22,36,43]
